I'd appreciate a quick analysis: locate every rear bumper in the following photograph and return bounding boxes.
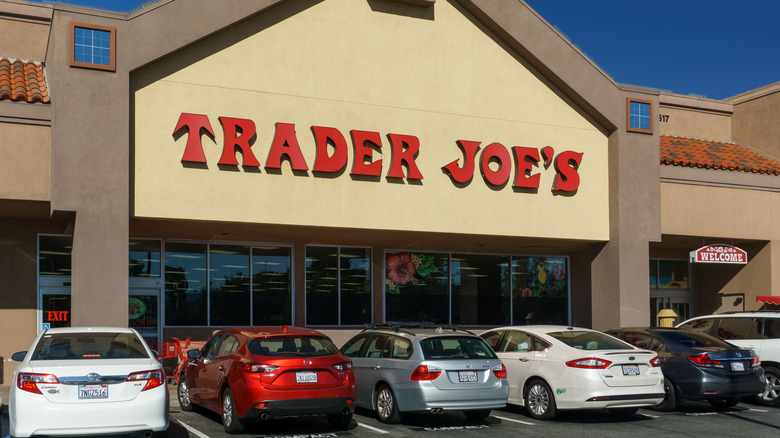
[245,396,355,420]
[676,370,765,400]
[10,385,169,437]
[393,380,509,412]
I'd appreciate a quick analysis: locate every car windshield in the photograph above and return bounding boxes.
[660,330,733,348]
[548,331,634,350]
[419,336,497,360]
[31,332,149,360]
[248,336,339,357]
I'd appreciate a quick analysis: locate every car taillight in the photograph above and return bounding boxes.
[565,358,612,369]
[243,363,280,373]
[750,355,761,368]
[686,353,724,369]
[126,369,165,391]
[492,364,507,379]
[332,361,352,371]
[410,365,442,381]
[17,373,59,394]
[650,356,661,367]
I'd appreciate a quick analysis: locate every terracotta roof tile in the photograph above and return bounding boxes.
[0,57,50,104]
[660,135,780,175]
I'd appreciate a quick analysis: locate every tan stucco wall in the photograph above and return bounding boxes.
[0,121,50,201]
[132,0,609,241]
[661,182,780,240]
[732,90,780,161]
[0,16,50,61]
[658,106,732,142]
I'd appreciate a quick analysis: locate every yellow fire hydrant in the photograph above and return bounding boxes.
[657,308,678,328]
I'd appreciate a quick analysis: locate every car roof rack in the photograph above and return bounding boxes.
[362,322,476,336]
[722,310,780,314]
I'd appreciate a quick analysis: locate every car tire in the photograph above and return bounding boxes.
[177,374,193,412]
[463,409,491,420]
[327,410,354,429]
[525,379,557,420]
[608,407,639,418]
[708,396,740,409]
[375,384,404,424]
[221,387,246,434]
[753,366,780,407]
[652,377,679,412]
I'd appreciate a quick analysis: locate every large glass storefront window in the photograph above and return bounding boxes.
[129,239,161,277]
[164,242,294,327]
[512,256,569,325]
[165,242,208,326]
[253,246,292,325]
[306,246,371,326]
[39,235,72,276]
[385,252,569,326]
[210,245,250,326]
[385,252,449,324]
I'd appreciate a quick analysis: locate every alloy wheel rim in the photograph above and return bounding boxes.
[528,384,549,416]
[760,374,780,401]
[223,393,233,426]
[377,388,392,419]
[178,380,190,406]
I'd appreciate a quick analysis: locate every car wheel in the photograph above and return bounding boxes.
[525,379,557,420]
[463,409,491,420]
[327,410,353,429]
[652,378,679,412]
[608,407,639,418]
[177,374,193,412]
[221,387,246,434]
[708,396,740,409]
[375,384,404,424]
[753,366,780,407]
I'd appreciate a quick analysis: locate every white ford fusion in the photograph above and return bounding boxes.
[480,325,665,420]
[10,327,169,438]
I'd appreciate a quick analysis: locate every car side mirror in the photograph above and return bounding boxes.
[12,351,27,362]
[187,349,200,359]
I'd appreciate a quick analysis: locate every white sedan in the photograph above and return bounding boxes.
[9,327,169,437]
[480,325,664,420]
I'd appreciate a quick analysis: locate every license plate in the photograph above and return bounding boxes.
[621,364,640,376]
[731,361,745,372]
[458,370,478,382]
[295,371,317,383]
[78,384,108,399]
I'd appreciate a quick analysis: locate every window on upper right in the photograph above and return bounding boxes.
[626,98,653,134]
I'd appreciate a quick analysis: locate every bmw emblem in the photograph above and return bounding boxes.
[465,362,472,369]
[87,373,101,382]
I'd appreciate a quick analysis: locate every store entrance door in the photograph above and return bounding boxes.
[129,287,161,346]
[650,290,692,327]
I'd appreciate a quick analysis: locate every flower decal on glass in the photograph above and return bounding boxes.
[385,252,439,294]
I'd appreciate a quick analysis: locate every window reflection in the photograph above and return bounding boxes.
[210,245,250,326]
[385,252,449,324]
[39,235,72,276]
[451,254,510,326]
[129,239,161,277]
[512,257,568,325]
[164,243,207,326]
[253,246,292,325]
[306,246,372,326]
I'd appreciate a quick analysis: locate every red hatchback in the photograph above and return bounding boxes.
[176,326,356,434]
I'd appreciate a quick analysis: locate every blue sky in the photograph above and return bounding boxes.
[27,0,780,100]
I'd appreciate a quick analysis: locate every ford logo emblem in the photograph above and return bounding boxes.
[628,356,635,361]
[87,372,101,382]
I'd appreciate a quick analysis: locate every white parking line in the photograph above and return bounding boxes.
[356,421,391,434]
[493,415,536,426]
[638,413,660,418]
[172,418,211,438]
[748,408,769,413]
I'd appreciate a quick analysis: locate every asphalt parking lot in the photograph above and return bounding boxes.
[3,388,780,438]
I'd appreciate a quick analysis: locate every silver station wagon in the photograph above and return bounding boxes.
[340,325,509,423]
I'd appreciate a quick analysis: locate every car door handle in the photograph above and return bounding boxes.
[518,358,530,362]
[371,364,381,370]
[219,365,225,372]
